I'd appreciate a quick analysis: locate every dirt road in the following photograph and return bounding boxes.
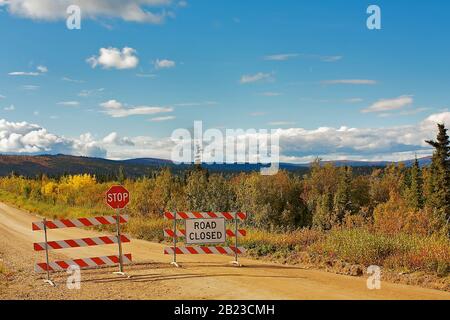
[0,202,449,300]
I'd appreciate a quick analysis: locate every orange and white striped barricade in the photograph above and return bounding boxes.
[163,212,247,267]
[32,215,132,286]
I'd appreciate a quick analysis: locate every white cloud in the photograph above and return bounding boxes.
[87,47,139,69]
[22,85,39,90]
[62,77,84,83]
[320,55,342,62]
[78,88,104,97]
[240,72,274,84]
[149,116,175,122]
[36,65,48,73]
[264,54,299,61]
[264,53,342,62]
[322,79,377,85]
[268,121,296,126]
[154,59,176,69]
[103,132,134,146]
[3,105,15,111]
[8,71,39,76]
[173,101,217,107]
[1,112,449,161]
[0,0,172,24]
[0,118,105,157]
[0,94,6,99]
[100,99,173,118]
[362,95,413,113]
[8,65,47,76]
[57,101,80,107]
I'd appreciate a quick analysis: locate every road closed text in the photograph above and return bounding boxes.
[185,218,226,244]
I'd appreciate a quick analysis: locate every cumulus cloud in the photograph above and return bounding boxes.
[154,59,176,69]
[1,112,449,162]
[87,47,139,69]
[276,112,450,162]
[0,118,105,157]
[103,132,134,146]
[100,99,173,118]
[362,95,413,113]
[108,112,450,162]
[240,72,274,84]
[0,0,173,24]
[3,105,15,111]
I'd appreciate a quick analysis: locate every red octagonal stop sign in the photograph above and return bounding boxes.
[106,185,130,209]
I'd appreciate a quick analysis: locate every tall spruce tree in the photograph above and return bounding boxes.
[333,166,353,222]
[425,124,450,224]
[408,157,424,210]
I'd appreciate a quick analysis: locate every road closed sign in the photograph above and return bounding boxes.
[185,218,226,244]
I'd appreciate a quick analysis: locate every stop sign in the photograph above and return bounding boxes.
[106,185,130,209]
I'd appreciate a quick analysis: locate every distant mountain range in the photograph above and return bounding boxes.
[0,154,433,177]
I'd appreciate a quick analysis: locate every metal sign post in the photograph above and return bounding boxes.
[114,208,126,276]
[42,218,55,286]
[171,212,180,268]
[106,185,130,277]
[231,215,241,267]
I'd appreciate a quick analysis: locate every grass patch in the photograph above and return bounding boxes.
[311,228,450,275]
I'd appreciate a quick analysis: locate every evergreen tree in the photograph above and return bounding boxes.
[333,166,353,223]
[425,124,450,224]
[117,166,126,185]
[407,157,424,210]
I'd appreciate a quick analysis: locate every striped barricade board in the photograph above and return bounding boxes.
[34,254,132,273]
[164,246,246,255]
[33,235,131,251]
[32,215,129,231]
[164,211,246,221]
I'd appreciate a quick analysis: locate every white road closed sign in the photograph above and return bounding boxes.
[185,218,226,244]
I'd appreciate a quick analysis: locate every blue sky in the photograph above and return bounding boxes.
[0,0,449,162]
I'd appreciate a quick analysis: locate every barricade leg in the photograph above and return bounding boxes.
[43,218,55,286]
[113,209,130,278]
[230,217,242,267]
[171,212,180,268]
